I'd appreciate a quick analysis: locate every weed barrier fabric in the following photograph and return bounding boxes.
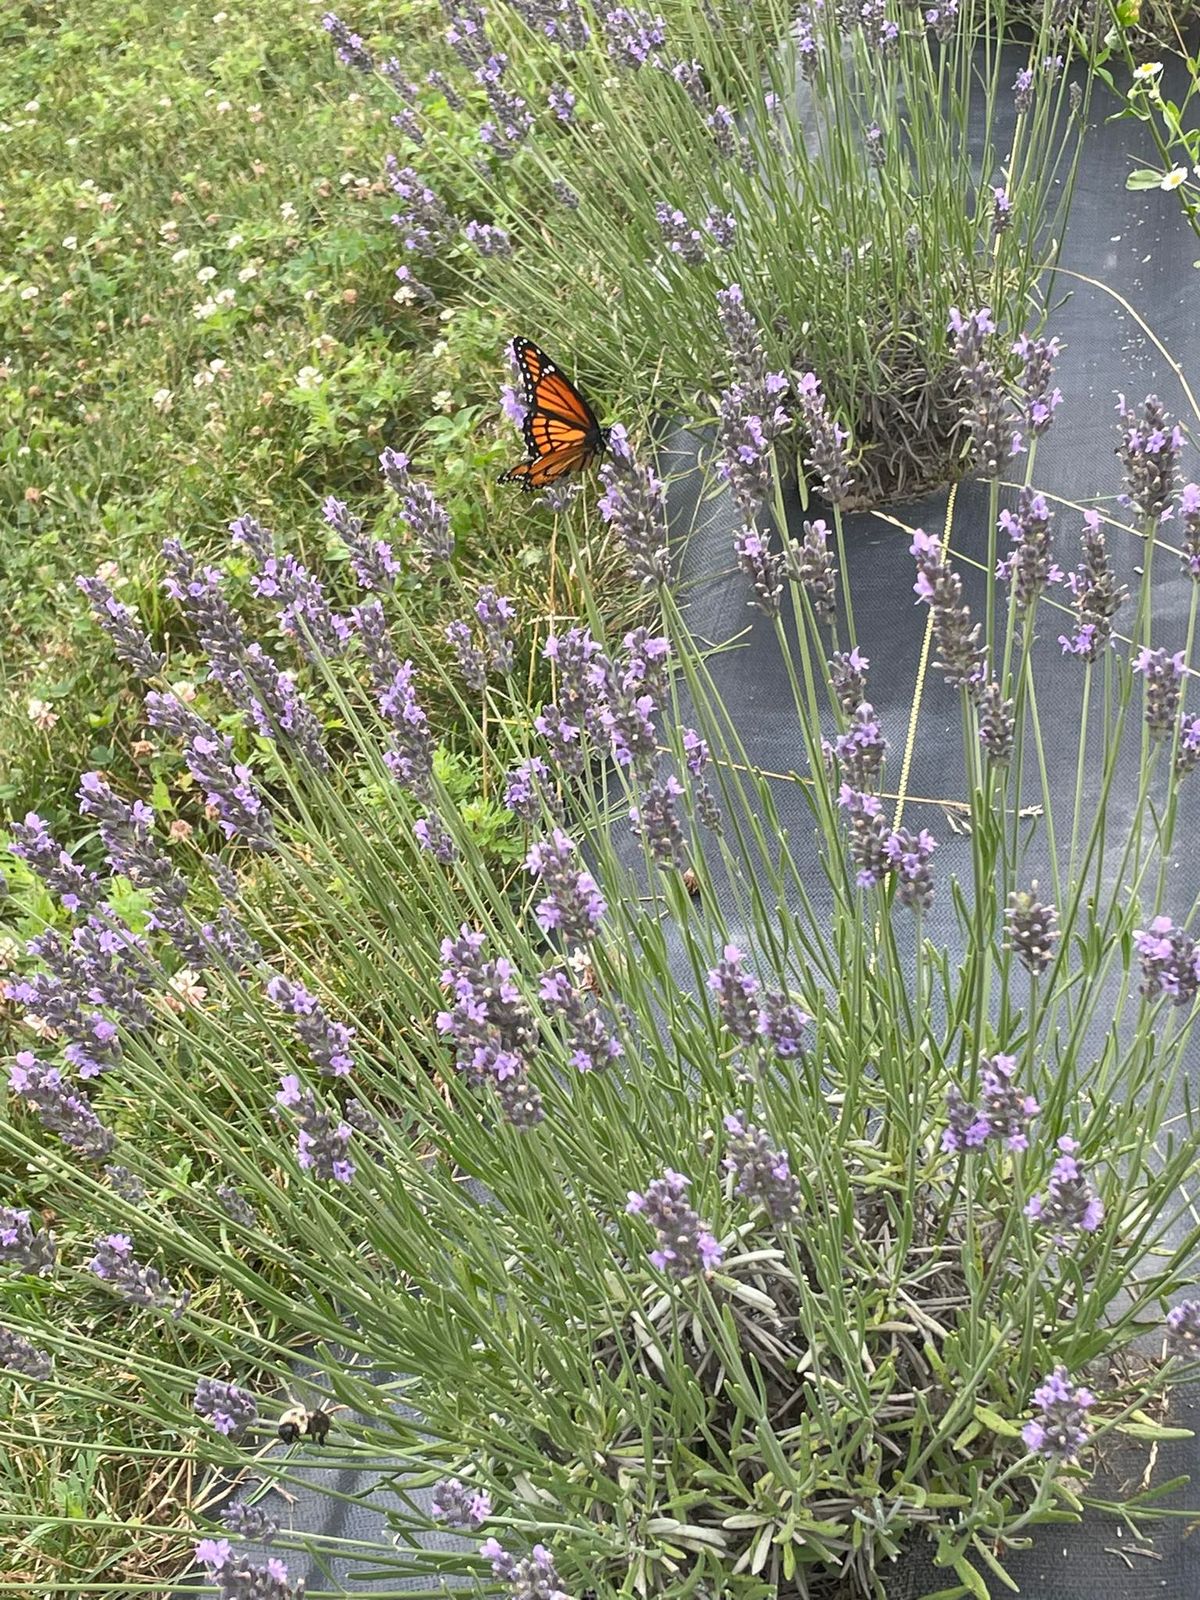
[180,60,1200,1600]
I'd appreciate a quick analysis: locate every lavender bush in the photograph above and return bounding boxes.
[324,0,1092,503]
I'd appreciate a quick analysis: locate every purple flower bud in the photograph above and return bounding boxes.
[431,1477,492,1528]
[1117,393,1182,521]
[1021,1366,1094,1458]
[0,1326,53,1380]
[723,1113,800,1222]
[274,1077,355,1182]
[526,829,606,943]
[629,774,688,866]
[89,1232,189,1317]
[627,1169,723,1277]
[1166,1300,1200,1358]
[1025,1135,1104,1238]
[1133,646,1186,739]
[0,1208,57,1276]
[379,448,454,562]
[76,573,165,678]
[1134,915,1200,1005]
[787,517,839,624]
[8,1052,116,1160]
[323,10,374,71]
[266,975,356,1078]
[219,1500,278,1542]
[706,945,759,1043]
[194,1375,259,1439]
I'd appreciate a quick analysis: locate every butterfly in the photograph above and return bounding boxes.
[498,337,611,492]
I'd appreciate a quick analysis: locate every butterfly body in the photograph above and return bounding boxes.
[499,337,610,491]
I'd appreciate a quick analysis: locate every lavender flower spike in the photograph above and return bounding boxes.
[76,573,165,678]
[275,1075,356,1182]
[89,1233,190,1318]
[0,1207,57,1276]
[379,448,454,562]
[723,1114,801,1223]
[1022,1367,1095,1459]
[194,1375,259,1440]
[324,495,400,591]
[526,829,607,943]
[0,1327,53,1380]
[9,1053,116,1160]
[8,812,101,912]
[597,426,670,587]
[266,975,356,1077]
[1025,1135,1104,1238]
[627,1169,724,1277]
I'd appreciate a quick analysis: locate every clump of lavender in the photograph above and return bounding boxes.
[707,945,760,1043]
[480,1540,569,1600]
[884,826,938,912]
[603,5,665,67]
[942,1054,1040,1153]
[266,975,356,1079]
[997,488,1061,611]
[0,1208,57,1276]
[627,1169,724,1277]
[1005,885,1059,975]
[426,68,463,110]
[1166,1301,1200,1357]
[76,573,165,679]
[431,1478,492,1529]
[1134,916,1199,1006]
[414,811,458,863]
[217,1180,258,1229]
[539,967,623,1074]
[910,529,986,696]
[194,1538,303,1600]
[275,1077,356,1183]
[1021,1367,1095,1459]
[323,10,374,70]
[386,159,455,256]
[629,775,688,867]
[504,757,556,823]
[186,731,278,849]
[194,1376,259,1440]
[527,829,606,944]
[443,0,490,69]
[219,1502,278,1543]
[353,603,435,796]
[977,679,1015,764]
[947,307,1015,474]
[0,1327,53,1381]
[476,53,535,159]
[757,990,810,1058]
[723,1114,801,1223]
[1133,647,1185,739]
[1013,333,1063,437]
[463,220,512,257]
[231,515,351,660]
[8,1053,116,1160]
[8,811,101,912]
[786,518,839,624]
[1180,482,1200,578]
[828,703,886,790]
[655,202,704,264]
[1059,510,1126,660]
[379,448,454,562]
[795,372,853,504]
[89,1233,190,1318]
[598,426,670,587]
[1117,393,1182,521]
[1025,1136,1105,1237]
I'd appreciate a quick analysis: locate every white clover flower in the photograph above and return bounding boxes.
[196,264,217,283]
[152,387,174,412]
[295,366,323,390]
[192,297,218,320]
[280,200,298,222]
[27,697,58,730]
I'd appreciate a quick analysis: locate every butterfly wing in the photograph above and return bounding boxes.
[499,337,608,491]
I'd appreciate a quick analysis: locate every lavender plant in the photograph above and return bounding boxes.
[5,340,1200,1600]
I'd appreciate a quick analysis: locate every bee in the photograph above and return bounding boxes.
[277,1403,333,1446]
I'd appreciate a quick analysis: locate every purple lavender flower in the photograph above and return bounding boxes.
[194,1375,259,1440]
[655,202,704,264]
[379,448,454,562]
[527,829,606,943]
[1179,482,1200,578]
[597,428,670,587]
[427,69,464,109]
[322,10,374,70]
[1012,333,1062,436]
[550,176,579,208]
[105,1163,146,1203]
[437,927,543,1125]
[0,1327,53,1380]
[1013,65,1034,112]
[414,811,458,863]
[446,618,487,691]
[386,159,455,255]
[266,975,356,1078]
[538,966,623,1074]
[89,1232,189,1317]
[216,1180,257,1228]
[480,1540,568,1600]
[942,1054,1039,1152]
[706,945,760,1043]
[925,1,958,39]
[681,728,722,832]
[0,1208,56,1276]
[8,1053,116,1159]
[715,365,789,523]
[1059,510,1126,660]
[1176,715,1200,779]
[275,1076,355,1182]
[723,1113,800,1222]
[884,825,937,911]
[431,1478,492,1529]
[667,57,708,104]
[1134,916,1200,1005]
[629,774,688,867]
[534,702,583,777]
[443,0,490,69]
[910,528,986,696]
[1022,1367,1095,1458]
[476,586,515,675]
[544,626,607,730]
[548,83,576,121]
[1005,885,1059,975]
[8,812,101,912]
[627,1169,723,1276]
[76,573,165,678]
[795,373,853,505]
[787,517,839,624]
[828,702,886,790]
[828,649,869,714]
[704,208,736,248]
[942,1087,990,1153]
[1166,1301,1200,1357]
[219,1501,278,1542]
[977,679,1015,764]
[475,54,534,158]
[195,1537,302,1600]
[1025,1136,1105,1238]
[232,515,351,660]
[757,991,809,1058]
[1133,647,1186,739]
[733,524,783,615]
[604,5,666,67]
[997,488,1062,611]
[463,220,513,257]
[837,784,891,887]
[706,103,738,159]
[947,307,1015,474]
[324,495,400,592]
[186,732,276,849]
[715,284,777,398]
[394,263,435,305]
[504,757,555,822]
[1117,394,1182,522]
[991,185,1012,236]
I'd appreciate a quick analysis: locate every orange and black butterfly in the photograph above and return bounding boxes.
[498,336,611,492]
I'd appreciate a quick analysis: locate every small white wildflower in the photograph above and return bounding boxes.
[295,366,323,391]
[63,235,78,250]
[237,263,258,282]
[280,200,298,222]
[19,285,39,300]
[27,697,58,730]
[215,99,233,114]
[192,298,218,320]
[1133,60,1162,80]
[1161,167,1188,191]
[214,287,236,307]
[225,232,244,250]
[195,264,217,283]
[152,387,174,413]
